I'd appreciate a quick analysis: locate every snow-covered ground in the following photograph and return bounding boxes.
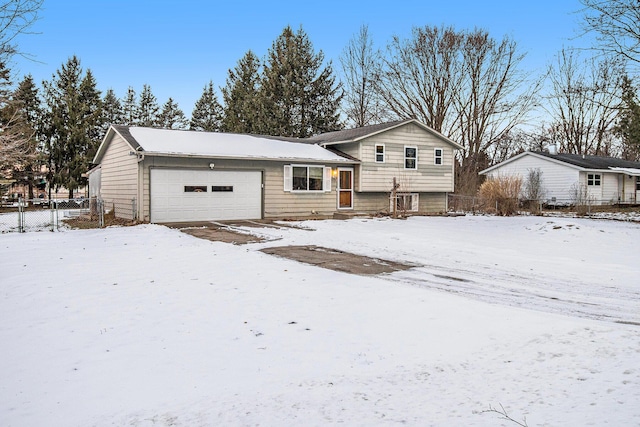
[1,216,638,426]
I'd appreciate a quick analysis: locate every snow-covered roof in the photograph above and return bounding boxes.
[609,167,640,176]
[95,126,357,164]
[480,151,640,175]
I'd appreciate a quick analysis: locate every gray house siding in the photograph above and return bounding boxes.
[140,156,344,222]
[99,133,139,220]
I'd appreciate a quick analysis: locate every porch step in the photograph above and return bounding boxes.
[333,211,371,220]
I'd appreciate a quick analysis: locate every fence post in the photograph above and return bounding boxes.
[18,197,24,232]
[50,205,55,232]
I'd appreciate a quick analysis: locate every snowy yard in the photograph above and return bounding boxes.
[1,215,639,426]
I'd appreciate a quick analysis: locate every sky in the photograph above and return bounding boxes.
[11,0,593,119]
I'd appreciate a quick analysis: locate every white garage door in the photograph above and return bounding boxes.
[150,169,262,222]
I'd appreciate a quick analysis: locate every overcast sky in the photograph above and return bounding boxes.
[12,0,593,119]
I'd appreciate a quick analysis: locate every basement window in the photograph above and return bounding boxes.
[212,186,233,192]
[390,193,419,212]
[184,186,207,192]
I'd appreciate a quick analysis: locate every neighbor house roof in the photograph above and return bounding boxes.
[94,125,358,164]
[305,119,464,149]
[480,151,640,175]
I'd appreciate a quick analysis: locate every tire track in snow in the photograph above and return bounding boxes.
[386,265,640,325]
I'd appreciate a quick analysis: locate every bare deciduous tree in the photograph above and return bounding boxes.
[544,49,624,156]
[0,0,42,60]
[376,26,538,194]
[340,25,387,127]
[377,25,465,133]
[456,30,538,193]
[580,0,640,65]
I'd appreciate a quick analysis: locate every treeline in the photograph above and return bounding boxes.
[1,0,639,199]
[1,25,343,198]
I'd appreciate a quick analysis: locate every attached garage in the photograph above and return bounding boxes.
[150,169,263,223]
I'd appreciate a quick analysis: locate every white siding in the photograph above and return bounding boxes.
[485,154,579,204]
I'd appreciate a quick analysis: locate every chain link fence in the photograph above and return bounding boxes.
[0,197,137,233]
[447,194,635,215]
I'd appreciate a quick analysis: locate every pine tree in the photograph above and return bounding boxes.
[103,88,123,128]
[121,86,137,125]
[11,73,44,199]
[159,97,188,129]
[617,76,640,160]
[137,84,160,127]
[190,81,223,132]
[43,56,102,198]
[260,26,343,137]
[221,52,261,133]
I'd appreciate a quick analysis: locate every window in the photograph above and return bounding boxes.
[587,174,601,186]
[212,186,233,192]
[184,185,207,192]
[284,165,331,192]
[434,148,443,165]
[636,177,640,191]
[375,144,385,163]
[391,193,419,212]
[404,146,417,169]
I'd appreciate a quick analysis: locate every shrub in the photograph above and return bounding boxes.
[478,175,522,216]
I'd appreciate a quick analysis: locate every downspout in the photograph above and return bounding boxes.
[137,151,145,221]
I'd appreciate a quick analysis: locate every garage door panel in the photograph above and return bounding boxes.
[150,169,262,222]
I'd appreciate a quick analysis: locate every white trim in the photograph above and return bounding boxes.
[434,148,443,165]
[390,192,419,212]
[283,165,292,191]
[284,164,330,193]
[375,144,385,163]
[337,167,354,210]
[404,146,418,170]
[323,167,332,192]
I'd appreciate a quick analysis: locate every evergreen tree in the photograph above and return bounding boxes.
[137,84,160,127]
[103,88,123,128]
[159,97,188,129]
[190,80,223,132]
[220,52,261,133]
[260,26,343,137]
[617,76,640,160]
[121,86,137,125]
[43,56,102,198]
[11,73,43,198]
[79,69,103,155]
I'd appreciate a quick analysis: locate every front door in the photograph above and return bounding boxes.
[337,168,353,209]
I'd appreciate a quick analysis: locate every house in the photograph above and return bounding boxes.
[480,151,640,205]
[91,119,462,223]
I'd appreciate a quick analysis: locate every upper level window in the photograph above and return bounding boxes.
[404,146,417,169]
[284,165,331,192]
[587,173,601,186]
[375,144,385,163]
[434,148,443,165]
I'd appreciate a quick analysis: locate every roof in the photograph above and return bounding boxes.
[94,126,357,164]
[480,150,640,175]
[535,151,640,169]
[306,119,464,149]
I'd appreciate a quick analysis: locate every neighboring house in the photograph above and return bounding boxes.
[480,151,640,205]
[92,119,462,223]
